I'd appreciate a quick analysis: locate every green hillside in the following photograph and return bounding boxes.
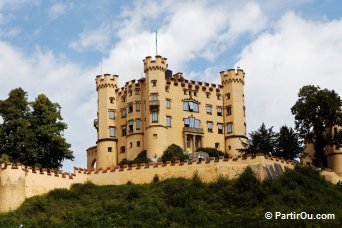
[0,167,341,227]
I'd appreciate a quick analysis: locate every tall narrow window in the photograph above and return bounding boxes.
[207,122,213,133]
[226,93,230,100]
[128,103,133,113]
[217,107,222,116]
[218,123,223,134]
[122,125,127,136]
[206,92,210,98]
[151,80,157,87]
[152,111,158,123]
[206,105,212,114]
[166,116,171,127]
[136,103,140,112]
[109,127,115,137]
[226,106,232,116]
[109,97,115,104]
[128,90,132,96]
[135,89,140,95]
[166,99,171,109]
[227,122,233,133]
[128,120,134,133]
[121,109,126,118]
[108,147,112,152]
[136,119,141,130]
[109,110,115,119]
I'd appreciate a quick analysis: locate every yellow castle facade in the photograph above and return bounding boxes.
[87,55,247,170]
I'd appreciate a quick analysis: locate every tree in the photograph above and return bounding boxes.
[274,125,302,160]
[291,85,342,167]
[0,88,73,168]
[241,123,278,155]
[30,94,73,168]
[161,144,188,162]
[0,88,35,164]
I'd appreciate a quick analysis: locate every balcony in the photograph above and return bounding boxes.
[183,127,204,134]
[94,119,99,129]
[149,100,160,111]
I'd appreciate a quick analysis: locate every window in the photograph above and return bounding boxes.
[109,127,115,137]
[217,94,221,100]
[194,91,197,97]
[121,109,127,118]
[206,92,210,98]
[109,110,115,119]
[206,105,212,114]
[109,97,115,103]
[153,134,157,139]
[128,90,132,96]
[120,146,125,153]
[226,93,230,100]
[166,116,171,127]
[215,143,220,149]
[184,117,200,128]
[227,123,233,133]
[108,147,112,152]
[136,119,141,130]
[128,120,134,133]
[122,125,127,136]
[165,86,170,92]
[189,91,192,96]
[166,99,171,109]
[128,103,133,113]
[121,96,126,102]
[151,80,157,87]
[151,93,158,101]
[226,106,232,116]
[137,141,141,147]
[183,101,199,112]
[217,107,222,116]
[129,142,133,148]
[218,123,223,134]
[152,111,158,123]
[184,90,187,95]
[207,122,213,133]
[135,89,140,95]
[136,103,140,112]
[243,106,246,116]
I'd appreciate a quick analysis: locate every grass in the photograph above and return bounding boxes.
[0,166,341,227]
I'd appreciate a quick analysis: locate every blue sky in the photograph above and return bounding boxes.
[0,0,341,171]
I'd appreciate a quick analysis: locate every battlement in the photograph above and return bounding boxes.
[96,74,118,91]
[220,68,245,85]
[143,55,168,72]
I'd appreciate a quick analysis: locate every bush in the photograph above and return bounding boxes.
[195,147,225,158]
[161,144,188,162]
[119,150,151,167]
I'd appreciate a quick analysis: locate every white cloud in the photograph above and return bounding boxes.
[237,12,342,133]
[0,41,97,171]
[100,0,267,86]
[69,24,114,52]
[49,2,73,19]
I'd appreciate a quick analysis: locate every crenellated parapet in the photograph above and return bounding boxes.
[220,69,245,85]
[96,74,118,91]
[143,55,168,73]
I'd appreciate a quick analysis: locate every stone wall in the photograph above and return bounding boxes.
[0,155,296,213]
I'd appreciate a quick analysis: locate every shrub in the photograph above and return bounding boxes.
[161,144,188,162]
[119,150,151,167]
[195,147,225,158]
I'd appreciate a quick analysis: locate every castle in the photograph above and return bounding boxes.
[1,55,341,213]
[87,55,247,170]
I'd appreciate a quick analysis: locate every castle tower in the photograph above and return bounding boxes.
[143,56,168,159]
[95,74,118,169]
[220,68,247,155]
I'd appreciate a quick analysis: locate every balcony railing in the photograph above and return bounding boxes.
[183,127,204,134]
[149,100,160,111]
[94,119,98,129]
